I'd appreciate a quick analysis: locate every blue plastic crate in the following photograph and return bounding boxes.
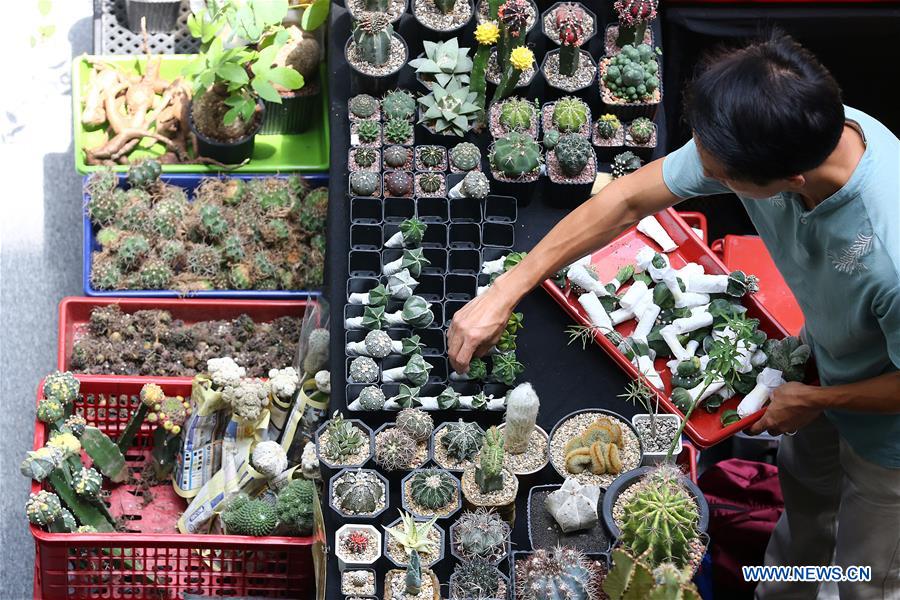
[83,173,328,298]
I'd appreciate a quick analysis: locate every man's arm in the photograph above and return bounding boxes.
[447,158,682,372]
[748,372,900,436]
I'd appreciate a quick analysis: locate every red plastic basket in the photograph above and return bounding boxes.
[30,376,316,599]
[677,440,700,484]
[542,208,792,448]
[57,297,310,380]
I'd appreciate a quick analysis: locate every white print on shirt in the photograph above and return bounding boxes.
[828,230,874,275]
[767,194,786,209]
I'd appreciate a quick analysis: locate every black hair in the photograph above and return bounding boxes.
[684,31,844,184]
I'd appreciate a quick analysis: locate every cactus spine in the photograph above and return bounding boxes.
[352,13,394,67]
[515,546,602,599]
[475,426,505,493]
[503,382,539,454]
[554,133,592,177]
[409,468,456,510]
[555,3,587,76]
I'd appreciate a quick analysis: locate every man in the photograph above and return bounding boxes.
[447,33,900,598]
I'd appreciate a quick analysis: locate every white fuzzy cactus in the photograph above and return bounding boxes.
[251,441,288,478]
[503,383,539,454]
[207,357,246,388]
[545,478,601,533]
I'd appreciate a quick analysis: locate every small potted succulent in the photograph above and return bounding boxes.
[335,523,382,571]
[349,93,381,121]
[350,146,381,173]
[349,171,382,197]
[486,46,537,101]
[345,13,410,96]
[409,40,472,92]
[449,142,482,172]
[412,0,475,39]
[475,0,537,33]
[384,171,415,198]
[599,43,662,120]
[544,132,597,202]
[401,467,463,519]
[620,378,682,464]
[488,132,542,204]
[384,549,441,599]
[461,426,519,525]
[329,468,390,519]
[448,559,509,600]
[540,3,597,98]
[341,568,377,597]
[417,79,480,142]
[373,409,434,472]
[384,145,415,171]
[606,0,658,54]
[624,116,658,160]
[611,150,643,179]
[432,419,485,472]
[314,411,374,469]
[488,96,540,139]
[415,173,446,198]
[542,96,591,138]
[449,507,511,565]
[447,170,490,200]
[592,113,625,161]
[383,117,416,146]
[415,145,448,171]
[383,89,419,122]
[352,118,382,147]
[513,546,608,599]
[126,0,181,33]
[495,383,548,477]
[383,511,446,567]
[528,478,610,553]
[346,0,408,23]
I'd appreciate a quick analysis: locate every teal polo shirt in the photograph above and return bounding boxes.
[662,105,900,468]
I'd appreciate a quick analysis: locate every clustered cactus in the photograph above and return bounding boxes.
[408,468,457,510]
[474,426,505,493]
[563,415,625,475]
[515,546,604,599]
[87,170,327,291]
[275,478,316,535]
[603,43,661,104]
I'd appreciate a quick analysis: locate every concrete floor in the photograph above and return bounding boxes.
[1,2,93,597]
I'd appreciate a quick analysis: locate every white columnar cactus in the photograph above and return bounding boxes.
[503,383,539,454]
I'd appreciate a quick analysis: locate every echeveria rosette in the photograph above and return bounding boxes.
[409,38,473,88]
[384,248,431,278]
[471,21,500,128]
[491,351,524,386]
[417,79,480,137]
[493,45,534,103]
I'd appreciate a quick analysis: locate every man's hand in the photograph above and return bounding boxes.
[447,280,515,374]
[748,381,822,436]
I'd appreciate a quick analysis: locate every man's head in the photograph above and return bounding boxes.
[685,32,845,199]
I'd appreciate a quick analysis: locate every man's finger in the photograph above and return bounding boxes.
[452,340,476,374]
[747,415,770,435]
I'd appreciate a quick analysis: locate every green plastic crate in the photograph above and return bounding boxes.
[72,54,330,173]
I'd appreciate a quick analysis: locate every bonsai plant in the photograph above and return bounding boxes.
[608,0,658,53]
[546,132,597,198]
[433,419,485,471]
[402,467,462,519]
[314,411,373,468]
[600,43,662,120]
[383,511,445,567]
[335,523,382,571]
[461,426,519,524]
[514,545,606,599]
[412,0,475,36]
[417,79,480,138]
[345,12,409,95]
[384,549,441,599]
[548,409,642,487]
[449,508,511,564]
[409,39,473,91]
[448,559,508,599]
[540,3,597,96]
[592,113,625,161]
[542,96,591,137]
[625,116,658,159]
[488,132,542,201]
[488,96,539,139]
[330,468,390,519]
[497,382,548,476]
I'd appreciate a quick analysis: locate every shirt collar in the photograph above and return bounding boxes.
[798,118,871,218]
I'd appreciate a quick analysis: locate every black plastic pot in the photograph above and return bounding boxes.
[592,122,626,163]
[487,170,540,208]
[624,121,659,162]
[259,85,320,135]
[544,151,597,208]
[411,0,475,46]
[540,49,598,102]
[526,484,611,554]
[345,34,409,97]
[125,0,181,33]
[189,98,264,165]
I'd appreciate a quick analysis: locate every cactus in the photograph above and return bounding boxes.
[375,427,418,471]
[229,263,252,289]
[552,97,589,133]
[64,415,87,437]
[383,90,417,120]
[611,151,643,179]
[115,190,152,231]
[441,420,484,461]
[158,239,186,267]
[554,133,593,177]
[453,508,509,560]
[437,387,461,409]
[334,470,385,514]
[276,478,315,535]
[604,548,701,600]
[151,196,187,238]
[302,328,330,375]
[361,305,387,330]
[399,218,427,247]
[450,558,502,598]
[358,385,386,410]
[37,398,65,424]
[491,351,524,386]
[352,12,394,67]
[497,0,530,68]
[629,117,654,144]
[543,129,560,150]
[42,371,79,405]
[80,426,127,483]
[126,159,161,189]
[493,45,534,102]
[613,0,658,48]
[418,145,445,168]
[397,407,434,442]
[384,145,411,168]
[555,3,588,75]
[22,443,66,482]
[85,169,118,197]
[350,93,379,118]
[406,549,423,595]
[354,147,377,169]
[461,171,490,198]
[384,248,430,278]
[619,465,699,567]
[364,329,393,356]
[219,234,245,263]
[349,356,379,384]
[342,529,372,555]
[323,412,365,461]
[385,170,413,196]
[186,244,222,277]
[25,490,64,529]
[138,259,173,289]
[384,117,414,145]
[471,22,499,128]
[475,426,505,493]
[116,234,150,271]
[72,467,103,500]
[299,187,328,234]
[503,382,539,454]
[418,172,443,194]
[409,468,456,509]
[392,384,422,409]
[490,132,541,178]
[350,171,379,196]
[88,188,125,226]
[515,546,602,599]
[418,79,480,137]
[596,114,621,139]
[603,43,660,103]
[222,497,277,536]
[356,119,381,144]
[450,142,481,171]
[499,97,535,132]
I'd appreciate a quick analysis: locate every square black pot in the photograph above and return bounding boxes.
[350,197,383,224]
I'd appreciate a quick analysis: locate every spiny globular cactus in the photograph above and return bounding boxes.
[596,113,622,139]
[116,234,150,271]
[417,172,443,195]
[450,142,481,171]
[450,558,502,598]
[409,468,456,510]
[333,470,385,514]
[275,478,315,535]
[396,408,434,442]
[499,97,535,132]
[126,159,162,189]
[554,133,593,177]
[350,93,379,119]
[352,12,394,67]
[115,189,152,231]
[555,3,588,76]
[221,496,277,536]
[375,427,418,471]
[187,244,222,277]
[552,97,589,133]
[151,197,187,238]
[356,119,380,144]
[441,420,484,462]
[619,465,700,567]
[88,188,125,226]
[354,147,377,169]
[384,145,411,169]
[604,548,701,600]
[475,426,505,493]
[138,259,174,289]
[490,132,541,178]
[453,508,509,560]
[515,546,604,600]
[418,145,445,168]
[91,257,122,290]
[611,151,643,179]
[382,90,417,121]
[462,171,490,199]
[628,117,654,144]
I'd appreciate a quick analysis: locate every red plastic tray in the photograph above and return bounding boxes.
[57,297,310,381]
[31,376,316,599]
[677,211,708,243]
[677,440,700,484]
[542,208,791,448]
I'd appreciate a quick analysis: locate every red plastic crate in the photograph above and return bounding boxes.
[542,208,793,448]
[677,440,700,484]
[57,297,310,381]
[31,376,316,599]
[677,211,708,243]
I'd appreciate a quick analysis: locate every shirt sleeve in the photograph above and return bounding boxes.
[875,284,900,369]
[663,139,731,199]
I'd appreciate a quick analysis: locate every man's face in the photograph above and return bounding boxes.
[695,136,803,200]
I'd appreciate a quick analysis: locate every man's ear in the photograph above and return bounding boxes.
[785,174,806,189]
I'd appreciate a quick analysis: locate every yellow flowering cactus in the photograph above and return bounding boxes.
[509,46,534,71]
[475,22,500,45]
[47,432,82,457]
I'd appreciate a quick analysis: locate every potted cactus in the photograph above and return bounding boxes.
[346,0,408,23]
[345,12,410,96]
[417,79,481,141]
[542,96,591,138]
[349,170,382,197]
[349,93,381,121]
[383,511,446,567]
[606,0,657,54]
[599,43,662,120]
[624,116,658,160]
[447,170,490,200]
[415,145,449,171]
[384,145,415,171]
[488,132,542,204]
[352,118,382,147]
[410,39,473,91]
[544,132,597,201]
[415,173,447,198]
[495,383,549,477]
[486,46,537,102]
[384,171,415,198]
[461,426,519,525]
[449,142,482,172]
[527,480,610,553]
[540,3,597,98]
[475,0,537,33]
[592,113,625,161]
[336,523,383,571]
[373,409,434,471]
[611,150,643,179]
[383,90,419,122]
[384,117,416,146]
[314,411,374,469]
[448,559,509,600]
[619,378,682,465]
[432,419,485,472]
[384,549,441,599]
[449,507,511,565]
[341,568,377,596]
[604,548,703,600]
[329,468,390,519]
[513,546,608,599]
[488,96,540,139]
[350,147,382,173]
[401,467,463,519]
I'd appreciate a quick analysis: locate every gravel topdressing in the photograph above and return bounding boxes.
[549,412,642,488]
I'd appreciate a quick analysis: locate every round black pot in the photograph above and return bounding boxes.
[259,86,320,135]
[345,35,409,97]
[125,0,181,33]
[411,0,475,46]
[189,98,264,165]
[548,408,645,484]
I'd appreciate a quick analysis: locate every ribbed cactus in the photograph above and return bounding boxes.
[475,426,505,493]
[503,383,539,454]
[629,117,654,144]
[409,468,457,509]
[450,142,481,171]
[383,118,413,145]
[515,546,602,600]
[383,90,417,120]
[554,133,593,177]
[352,13,394,67]
[350,171,379,196]
[596,114,621,139]
[450,558,502,598]
[356,119,380,143]
[499,97,535,132]
[349,93,379,118]
[419,145,445,168]
[611,151,643,179]
[434,0,458,14]
[354,147,377,168]
[490,132,541,178]
[552,97,589,133]
[462,171,490,198]
[604,548,701,600]
[453,508,510,560]
[555,3,588,75]
[441,420,484,461]
[384,145,411,168]
[418,172,443,194]
[619,465,700,567]
[334,470,385,514]
[375,428,419,471]
[397,407,434,442]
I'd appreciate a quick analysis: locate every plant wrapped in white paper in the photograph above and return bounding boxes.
[385,218,427,249]
[387,270,420,300]
[383,248,431,277]
[636,215,677,252]
[348,283,391,306]
[383,354,433,386]
[737,367,786,418]
[384,295,435,328]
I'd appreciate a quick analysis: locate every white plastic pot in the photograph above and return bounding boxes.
[632,413,682,465]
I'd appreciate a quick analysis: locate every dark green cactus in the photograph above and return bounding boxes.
[356,119,381,144]
[383,117,414,144]
[554,133,593,177]
[418,145,445,168]
[333,470,385,514]
[350,171,379,196]
[126,159,161,189]
[450,142,481,171]
[629,117,654,144]
[352,13,394,67]
[490,132,541,178]
[409,468,457,510]
[596,114,622,139]
[150,197,187,238]
[349,93,379,118]
[384,145,411,168]
[354,147,377,168]
[603,43,660,103]
[221,497,277,536]
[475,426,505,493]
[88,188,125,226]
[450,558,502,598]
[276,478,315,535]
[116,234,150,271]
[611,151,643,179]
[461,171,490,198]
[418,172,443,194]
[491,351,524,386]
[453,508,509,560]
[383,90,417,121]
[441,420,484,461]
